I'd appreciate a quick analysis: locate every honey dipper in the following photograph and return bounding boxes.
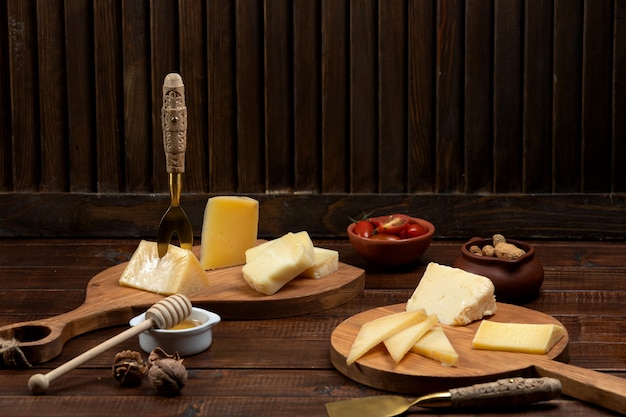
[28,294,192,394]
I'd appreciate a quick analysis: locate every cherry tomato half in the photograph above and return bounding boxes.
[353,220,374,238]
[374,214,411,236]
[370,233,401,241]
[402,222,427,238]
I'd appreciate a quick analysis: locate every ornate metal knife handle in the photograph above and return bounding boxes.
[450,377,562,408]
[161,73,187,174]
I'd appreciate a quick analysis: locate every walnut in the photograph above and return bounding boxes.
[148,347,187,396]
[112,350,147,387]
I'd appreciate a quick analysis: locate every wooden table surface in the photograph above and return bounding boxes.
[0,238,624,417]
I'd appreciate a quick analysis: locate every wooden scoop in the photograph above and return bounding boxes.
[157,73,193,258]
[325,377,562,417]
[27,294,192,394]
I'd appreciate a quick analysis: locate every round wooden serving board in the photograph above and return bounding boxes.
[330,303,570,396]
[0,245,364,365]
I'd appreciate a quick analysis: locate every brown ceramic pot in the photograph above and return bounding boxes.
[452,237,544,302]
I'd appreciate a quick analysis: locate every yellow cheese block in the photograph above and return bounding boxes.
[245,232,338,279]
[241,232,315,295]
[411,326,459,366]
[472,320,566,354]
[200,196,259,270]
[406,262,496,325]
[119,240,209,296]
[383,314,438,363]
[346,309,427,366]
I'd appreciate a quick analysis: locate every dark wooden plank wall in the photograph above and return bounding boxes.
[0,0,625,239]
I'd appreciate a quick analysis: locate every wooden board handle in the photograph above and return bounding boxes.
[534,358,626,414]
[161,73,187,174]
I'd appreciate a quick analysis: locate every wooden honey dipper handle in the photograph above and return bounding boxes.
[28,294,192,394]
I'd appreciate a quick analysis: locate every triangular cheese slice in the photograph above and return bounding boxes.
[119,240,209,296]
[346,309,427,366]
[411,326,459,366]
[383,314,438,363]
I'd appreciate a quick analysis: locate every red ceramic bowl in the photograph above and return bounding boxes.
[347,217,435,266]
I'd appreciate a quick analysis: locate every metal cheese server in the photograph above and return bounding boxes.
[325,377,561,417]
[157,73,194,258]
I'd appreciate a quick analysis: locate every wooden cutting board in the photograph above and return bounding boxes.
[330,303,626,414]
[0,246,364,365]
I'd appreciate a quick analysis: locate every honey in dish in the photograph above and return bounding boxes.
[169,318,203,330]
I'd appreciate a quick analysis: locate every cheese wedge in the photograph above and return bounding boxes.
[245,232,339,279]
[119,240,209,296]
[346,309,427,366]
[200,196,259,270]
[406,262,496,325]
[383,314,438,363]
[241,232,315,295]
[472,320,566,354]
[299,247,339,279]
[411,326,459,366]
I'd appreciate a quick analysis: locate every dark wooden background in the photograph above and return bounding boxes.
[1,0,625,239]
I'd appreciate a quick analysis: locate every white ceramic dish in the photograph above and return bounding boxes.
[129,307,221,356]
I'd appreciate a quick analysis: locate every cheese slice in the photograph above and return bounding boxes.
[241,232,315,295]
[200,196,259,270]
[406,262,496,325]
[383,314,438,363]
[119,240,209,296]
[245,231,339,279]
[346,309,427,366]
[472,320,566,354]
[411,326,459,366]
[300,247,339,279]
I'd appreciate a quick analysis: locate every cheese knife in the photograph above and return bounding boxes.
[325,377,561,417]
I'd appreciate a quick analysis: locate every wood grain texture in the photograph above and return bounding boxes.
[64,0,96,192]
[0,246,364,364]
[0,0,625,237]
[0,239,624,416]
[207,0,237,192]
[330,303,569,394]
[331,303,626,414]
[36,0,67,192]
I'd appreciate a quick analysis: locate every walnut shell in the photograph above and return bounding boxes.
[112,350,147,387]
[147,348,187,396]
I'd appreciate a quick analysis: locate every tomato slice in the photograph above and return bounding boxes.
[353,220,374,238]
[370,233,401,241]
[402,222,427,238]
[374,214,410,236]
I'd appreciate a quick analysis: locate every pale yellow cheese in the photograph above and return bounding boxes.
[406,262,496,325]
[472,320,566,354]
[200,196,259,270]
[241,232,315,295]
[119,240,208,296]
[245,231,339,279]
[383,314,438,363]
[346,309,427,366]
[411,326,459,366]
[300,247,339,279]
